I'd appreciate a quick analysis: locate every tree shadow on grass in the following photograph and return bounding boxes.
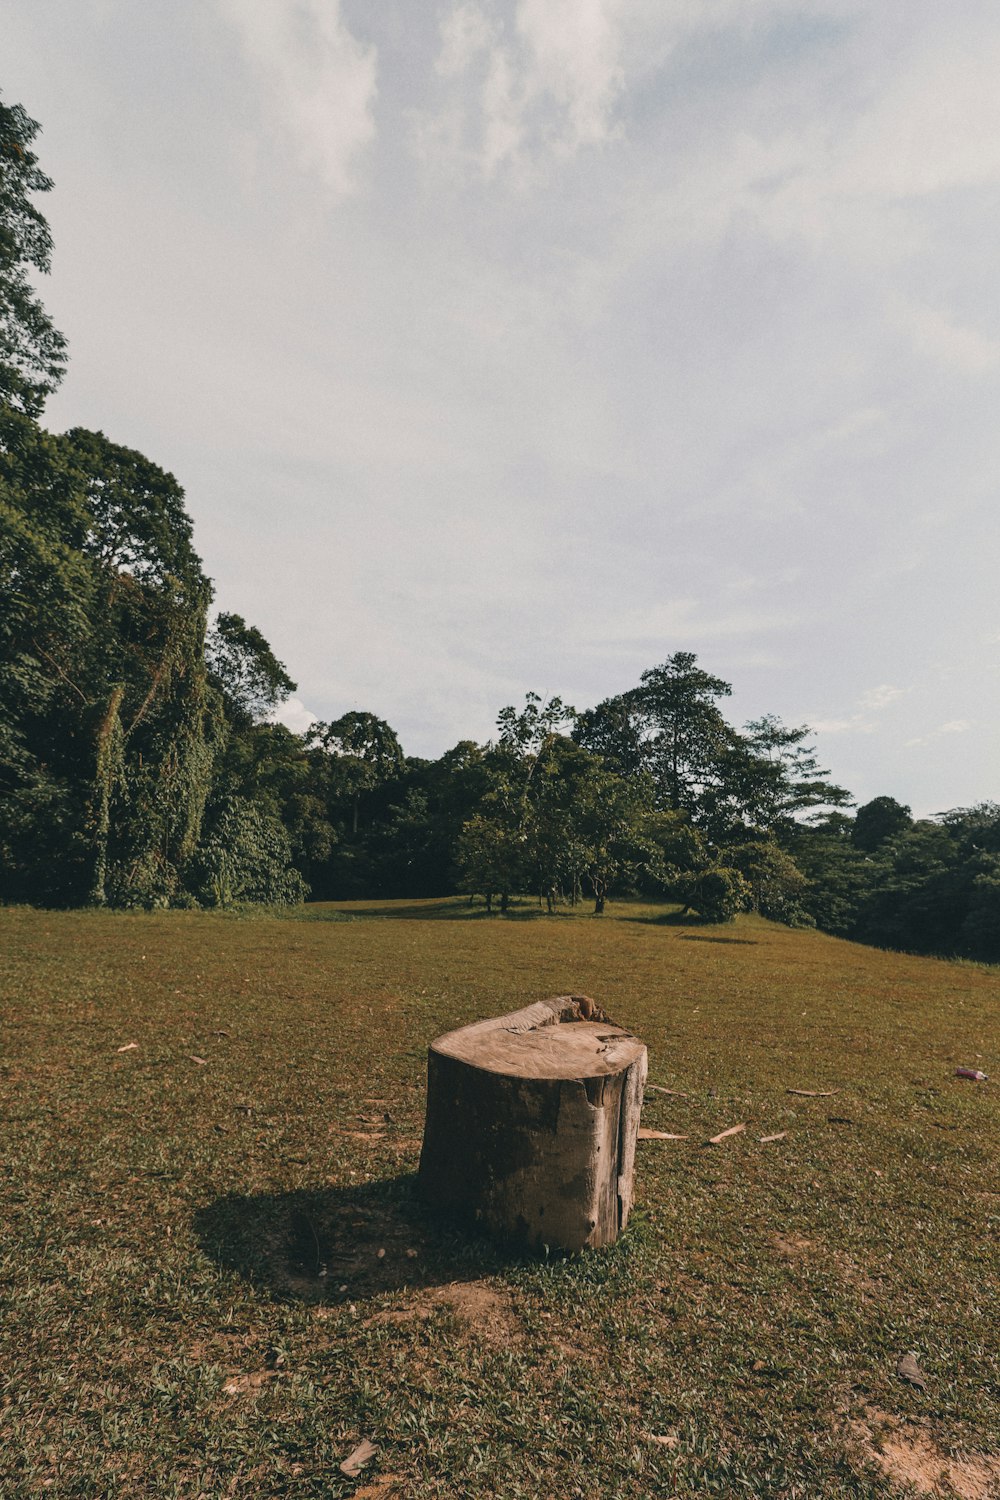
[680,934,760,945]
[621,909,703,927]
[622,911,759,943]
[303,899,563,923]
[194,1173,524,1305]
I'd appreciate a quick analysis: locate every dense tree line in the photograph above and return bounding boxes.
[2,89,999,963]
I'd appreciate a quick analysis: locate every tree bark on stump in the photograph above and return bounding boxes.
[418,994,647,1253]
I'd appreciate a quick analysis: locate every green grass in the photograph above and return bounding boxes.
[1,897,997,1497]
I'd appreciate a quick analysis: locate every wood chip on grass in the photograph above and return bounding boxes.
[896,1353,928,1392]
[221,1370,279,1395]
[787,1088,839,1097]
[707,1122,746,1145]
[637,1128,689,1141]
[340,1439,378,1478]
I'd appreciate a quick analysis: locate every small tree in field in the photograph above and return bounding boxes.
[454,812,525,913]
[574,767,657,914]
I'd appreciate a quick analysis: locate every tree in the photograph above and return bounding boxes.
[0,91,302,912]
[1,422,220,905]
[575,655,737,819]
[724,839,810,923]
[206,612,296,727]
[786,812,872,935]
[59,430,218,906]
[633,653,735,813]
[454,811,526,913]
[572,694,647,779]
[851,795,912,852]
[0,417,97,901]
[306,712,404,835]
[0,93,67,415]
[573,765,659,914]
[188,795,307,908]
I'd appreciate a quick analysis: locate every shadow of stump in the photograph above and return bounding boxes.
[194,1173,523,1305]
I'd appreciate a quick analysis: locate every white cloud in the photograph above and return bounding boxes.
[420,0,628,177]
[437,3,496,76]
[270,696,319,735]
[812,684,906,735]
[894,297,1000,375]
[906,719,973,748]
[844,33,1000,199]
[811,716,876,736]
[515,0,626,150]
[860,684,906,711]
[217,0,377,194]
[593,599,799,646]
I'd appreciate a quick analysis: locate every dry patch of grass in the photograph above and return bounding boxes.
[854,1411,1000,1498]
[370,1282,521,1345]
[1,896,998,1496]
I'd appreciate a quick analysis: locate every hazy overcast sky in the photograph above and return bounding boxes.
[6,1,999,814]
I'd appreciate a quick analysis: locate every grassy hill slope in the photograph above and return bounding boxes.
[1,899,997,1497]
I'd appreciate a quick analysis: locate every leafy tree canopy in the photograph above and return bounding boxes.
[206,611,296,726]
[0,93,67,415]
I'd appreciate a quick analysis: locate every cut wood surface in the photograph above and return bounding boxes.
[419,994,647,1253]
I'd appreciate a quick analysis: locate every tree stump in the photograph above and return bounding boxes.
[418,994,647,1253]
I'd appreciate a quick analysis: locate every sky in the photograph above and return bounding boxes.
[5,0,1000,816]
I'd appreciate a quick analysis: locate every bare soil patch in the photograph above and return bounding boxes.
[856,1412,1000,1498]
[351,1477,407,1499]
[772,1232,815,1258]
[369,1280,521,1345]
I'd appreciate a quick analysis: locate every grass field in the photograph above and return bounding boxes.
[1,898,998,1498]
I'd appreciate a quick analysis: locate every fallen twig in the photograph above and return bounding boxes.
[707,1122,746,1145]
[786,1088,838,1097]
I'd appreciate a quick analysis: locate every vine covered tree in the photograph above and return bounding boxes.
[0,89,304,909]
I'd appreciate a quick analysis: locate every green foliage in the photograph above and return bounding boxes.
[724,839,810,924]
[206,611,296,726]
[851,795,912,852]
[0,418,227,907]
[633,651,734,812]
[575,656,850,846]
[0,94,305,913]
[454,811,525,912]
[0,93,67,415]
[188,795,307,908]
[689,865,749,923]
[790,803,1000,962]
